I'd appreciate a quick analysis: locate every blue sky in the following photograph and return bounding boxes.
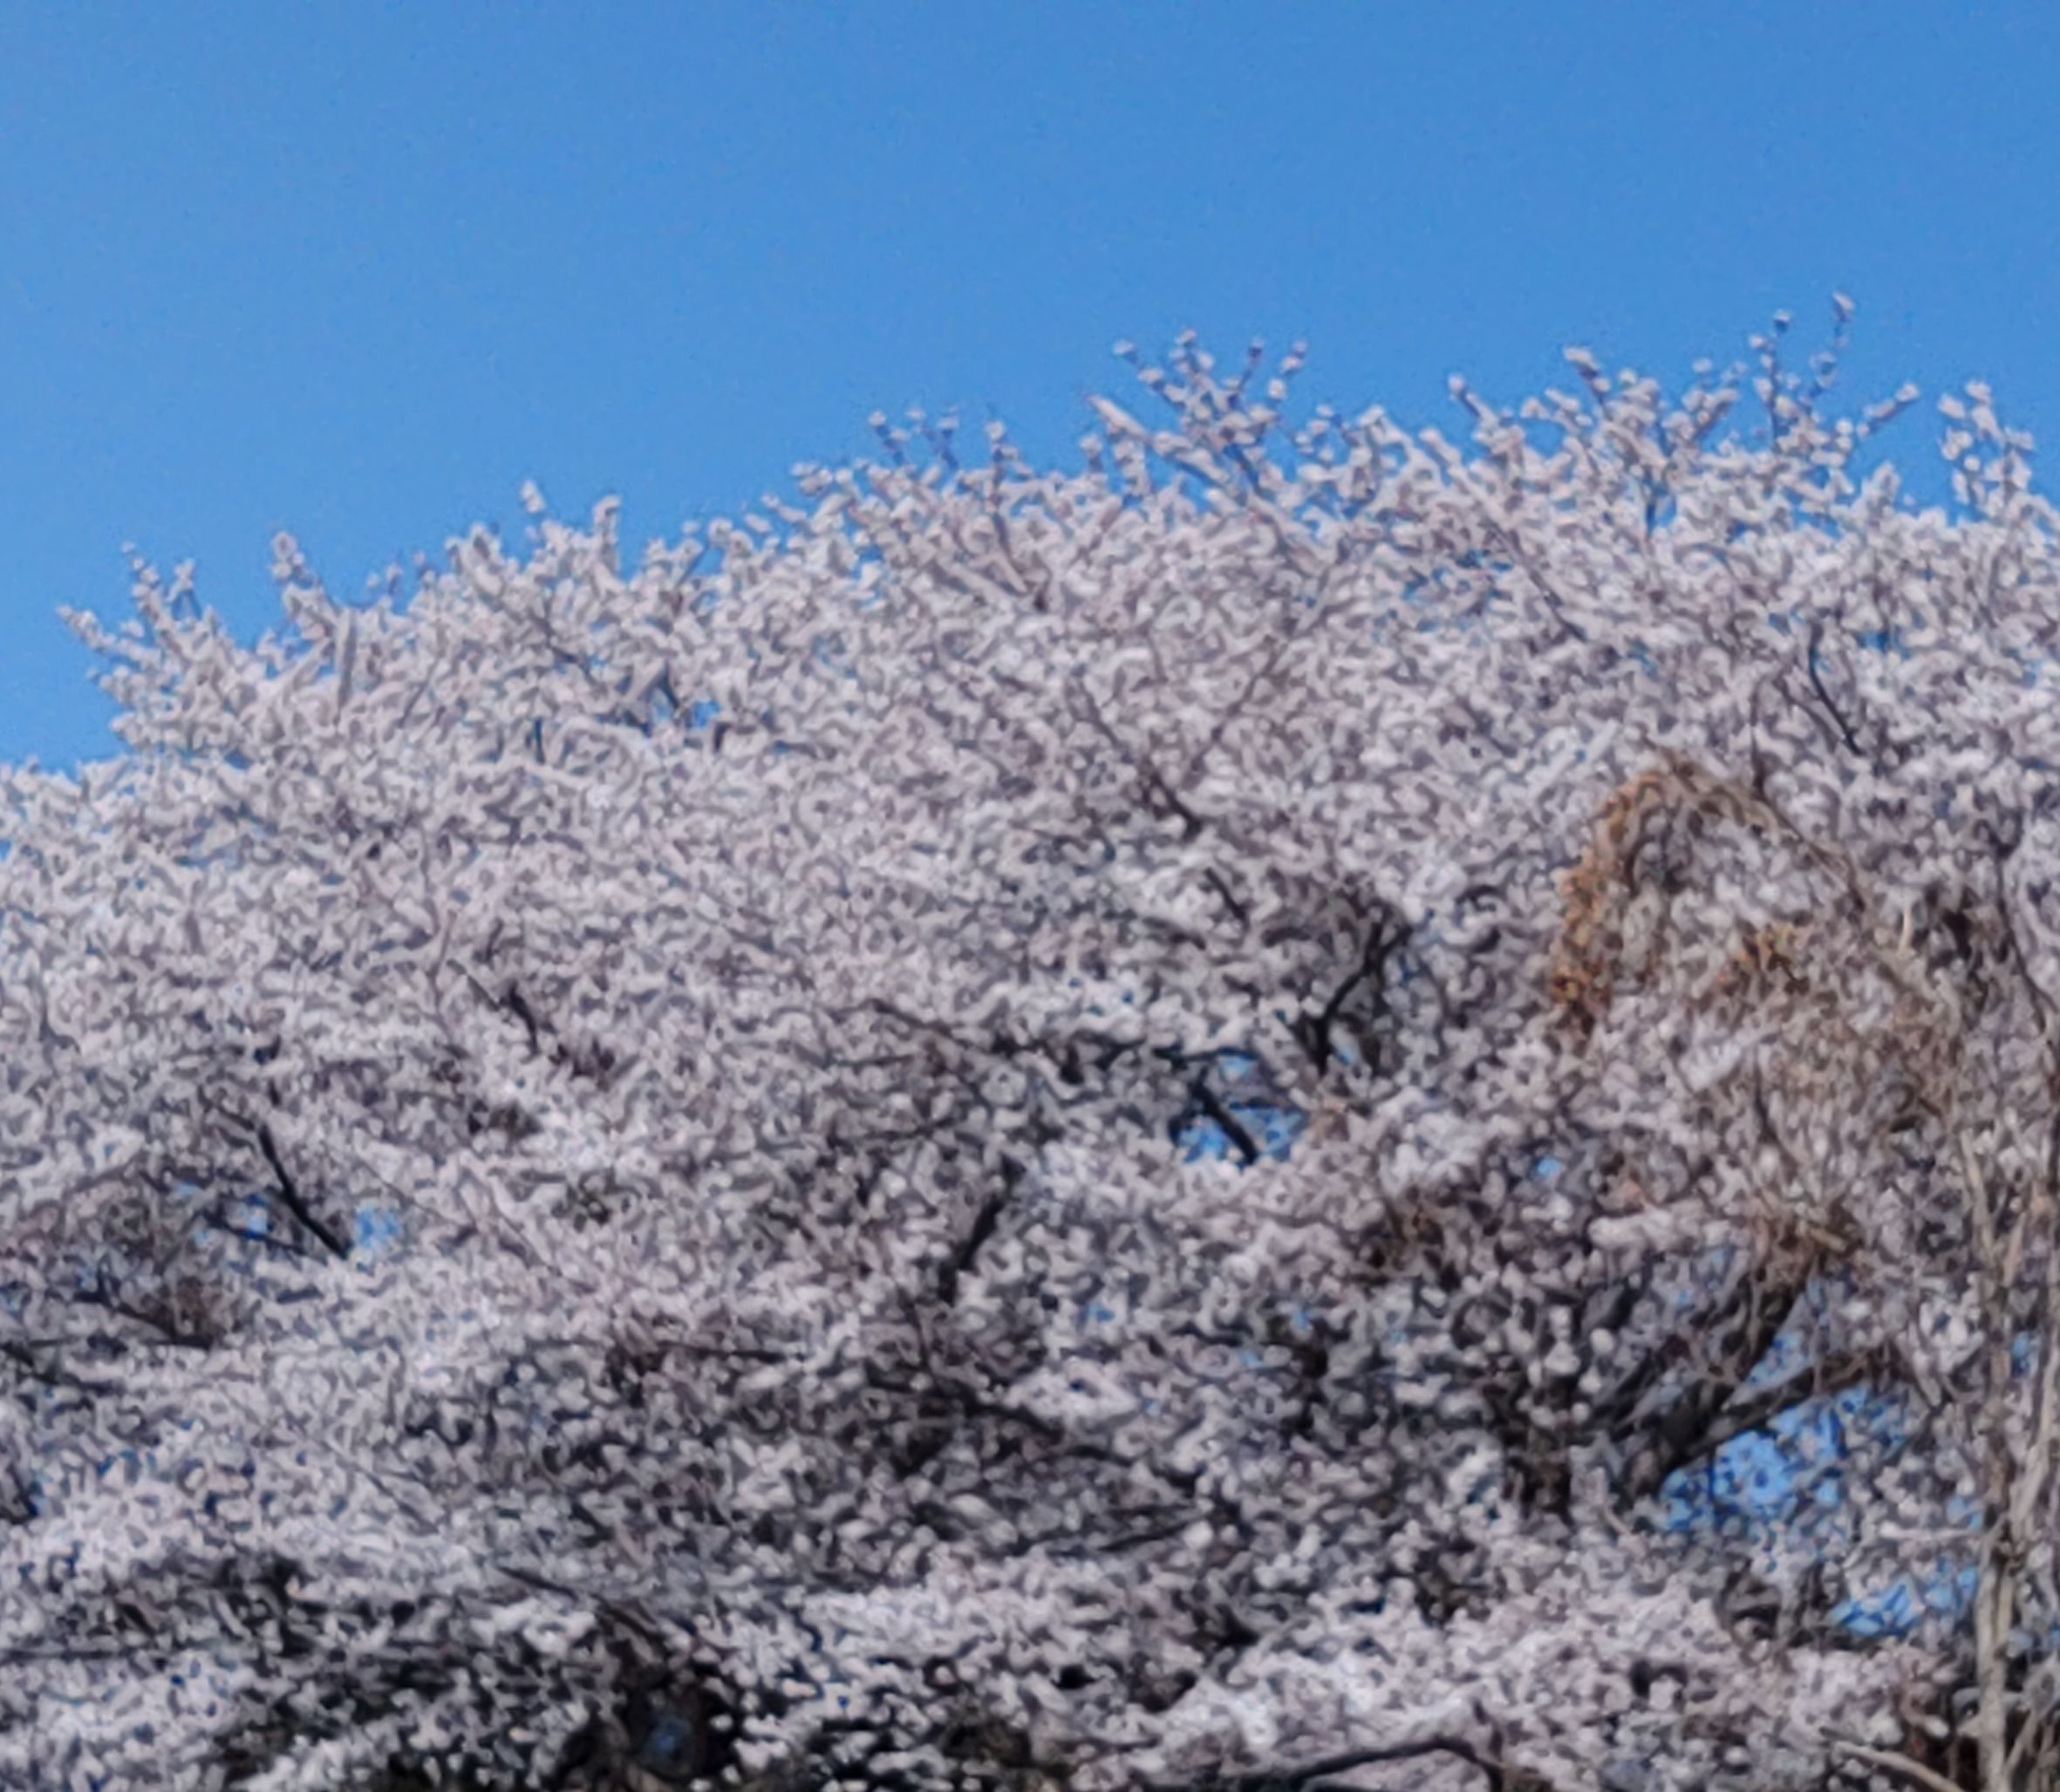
[4,3,2060,775]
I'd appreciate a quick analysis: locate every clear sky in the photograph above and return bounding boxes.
[3,3,2058,777]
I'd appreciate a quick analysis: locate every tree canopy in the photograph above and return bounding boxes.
[5,310,2060,1791]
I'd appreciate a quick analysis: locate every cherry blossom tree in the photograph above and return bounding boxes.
[4,304,2059,1790]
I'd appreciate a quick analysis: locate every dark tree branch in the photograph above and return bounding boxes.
[502,983,543,1053]
[1805,617,1866,758]
[935,1161,1016,1306]
[1178,1075,1261,1167]
[1293,903,1405,1076]
[252,1121,351,1259]
[1149,1725,1531,1792]
[194,1086,350,1259]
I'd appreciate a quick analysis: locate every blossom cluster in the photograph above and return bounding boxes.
[3,311,2057,1789]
